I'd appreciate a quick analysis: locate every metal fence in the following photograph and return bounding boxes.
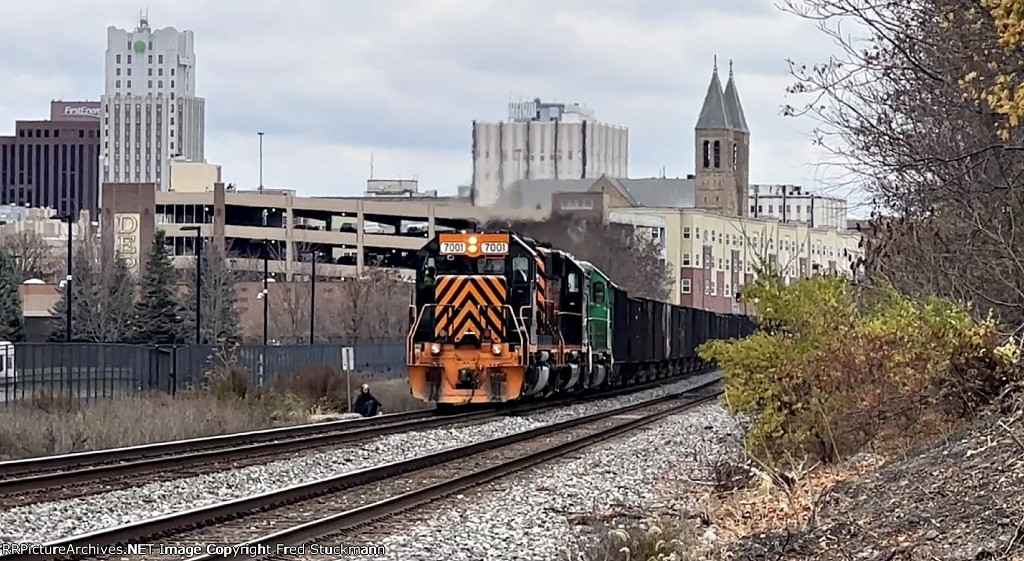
[0,340,408,405]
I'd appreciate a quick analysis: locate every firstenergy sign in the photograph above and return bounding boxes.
[49,101,101,121]
[63,106,100,118]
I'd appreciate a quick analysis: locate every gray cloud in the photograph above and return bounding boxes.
[0,0,862,211]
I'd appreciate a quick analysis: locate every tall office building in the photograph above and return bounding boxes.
[100,15,205,191]
[0,101,102,217]
[472,98,628,207]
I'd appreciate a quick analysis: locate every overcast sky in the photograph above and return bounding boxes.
[0,1,863,213]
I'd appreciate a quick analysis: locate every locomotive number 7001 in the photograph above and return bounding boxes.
[480,242,508,254]
[439,242,466,254]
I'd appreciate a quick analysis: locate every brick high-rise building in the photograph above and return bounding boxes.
[0,101,102,217]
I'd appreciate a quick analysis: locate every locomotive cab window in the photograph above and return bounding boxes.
[568,272,579,293]
[592,282,606,303]
[422,257,437,286]
[512,257,529,284]
[478,258,505,274]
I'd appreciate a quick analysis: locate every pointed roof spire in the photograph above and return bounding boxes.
[723,60,749,133]
[696,57,732,130]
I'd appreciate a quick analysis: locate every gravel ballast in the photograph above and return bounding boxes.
[363,401,742,561]
[0,372,722,544]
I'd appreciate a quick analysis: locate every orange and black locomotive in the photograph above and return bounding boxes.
[406,230,754,406]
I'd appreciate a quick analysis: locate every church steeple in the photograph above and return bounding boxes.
[693,57,750,218]
[695,56,733,130]
[722,59,749,133]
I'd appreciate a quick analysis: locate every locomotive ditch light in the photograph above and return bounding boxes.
[430,343,441,355]
[491,344,502,355]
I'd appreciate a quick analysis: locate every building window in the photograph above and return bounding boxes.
[148,54,153,63]
[116,68,121,76]
[725,284,732,297]
[681,279,691,294]
[702,141,710,168]
[158,80,163,88]
[116,54,121,63]
[682,227,691,239]
[127,80,131,88]
[711,281,717,296]
[682,253,691,266]
[127,55,132,63]
[758,205,763,213]
[148,80,153,88]
[713,140,721,168]
[159,54,164,64]
[750,205,755,213]
[116,80,121,88]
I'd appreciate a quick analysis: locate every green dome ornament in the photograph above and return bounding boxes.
[133,40,146,54]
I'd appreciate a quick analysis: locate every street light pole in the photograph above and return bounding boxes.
[263,242,269,346]
[300,250,317,344]
[65,217,71,342]
[181,226,202,345]
[310,252,316,344]
[50,214,73,342]
[258,131,264,195]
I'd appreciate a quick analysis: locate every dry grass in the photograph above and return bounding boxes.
[697,457,883,544]
[574,515,709,561]
[261,366,432,414]
[0,389,306,461]
[0,366,430,461]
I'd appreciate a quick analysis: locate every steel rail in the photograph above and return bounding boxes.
[0,377,720,561]
[0,410,434,479]
[198,384,723,561]
[0,368,713,501]
[0,409,495,496]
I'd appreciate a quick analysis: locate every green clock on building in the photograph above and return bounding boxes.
[133,40,146,54]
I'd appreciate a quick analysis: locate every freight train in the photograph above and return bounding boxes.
[406,231,755,405]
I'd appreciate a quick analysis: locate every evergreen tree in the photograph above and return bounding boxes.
[0,249,24,341]
[48,245,98,342]
[180,241,240,346]
[132,230,184,345]
[100,257,137,342]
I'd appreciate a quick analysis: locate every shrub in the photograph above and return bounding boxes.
[700,271,1021,465]
[207,364,252,400]
[577,516,707,561]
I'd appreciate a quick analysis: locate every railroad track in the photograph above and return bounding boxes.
[0,370,711,509]
[0,409,492,508]
[0,378,721,561]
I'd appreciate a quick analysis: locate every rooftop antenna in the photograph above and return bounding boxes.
[714,55,718,73]
[139,7,149,28]
[369,153,374,179]
[729,59,734,78]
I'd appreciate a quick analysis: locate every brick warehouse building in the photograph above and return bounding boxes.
[0,101,102,218]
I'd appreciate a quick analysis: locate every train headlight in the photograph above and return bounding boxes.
[430,343,441,355]
[491,344,502,355]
